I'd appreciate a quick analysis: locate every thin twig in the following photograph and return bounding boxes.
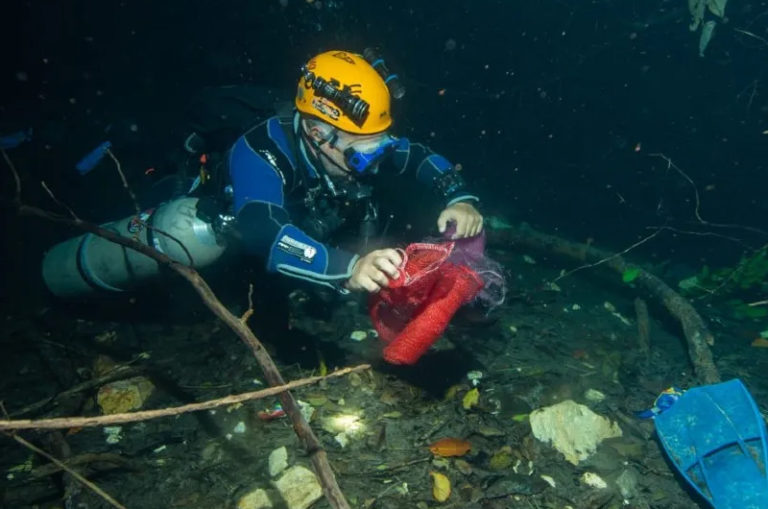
[6,433,126,509]
[649,153,768,236]
[735,28,768,48]
[2,148,21,203]
[0,364,369,431]
[105,148,140,216]
[241,283,255,323]
[41,180,80,220]
[553,228,662,282]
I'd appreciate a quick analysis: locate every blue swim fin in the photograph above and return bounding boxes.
[654,379,768,509]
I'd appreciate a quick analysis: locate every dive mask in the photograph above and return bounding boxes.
[343,135,407,175]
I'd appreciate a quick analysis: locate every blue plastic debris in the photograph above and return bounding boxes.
[75,141,112,175]
[635,386,683,419]
[653,379,768,509]
[0,129,32,150]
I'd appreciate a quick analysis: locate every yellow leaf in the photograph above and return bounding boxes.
[462,388,479,410]
[318,358,328,377]
[430,471,451,502]
[444,384,461,400]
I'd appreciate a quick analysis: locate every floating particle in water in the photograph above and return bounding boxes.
[279,0,288,7]
[15,71,28,82]
[444,38,457,51]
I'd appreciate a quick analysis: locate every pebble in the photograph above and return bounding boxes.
[237,488,273,509]
[272,465,322,509]
[269,446,288,477]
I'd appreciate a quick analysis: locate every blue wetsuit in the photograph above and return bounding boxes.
[228,114,479,291]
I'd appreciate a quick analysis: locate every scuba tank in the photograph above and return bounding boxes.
[42,197,226,298]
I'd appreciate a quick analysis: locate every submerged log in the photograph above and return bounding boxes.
[487,224,720,384]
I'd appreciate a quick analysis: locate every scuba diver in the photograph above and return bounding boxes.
[41,49,484,303]
[224,49,484,293]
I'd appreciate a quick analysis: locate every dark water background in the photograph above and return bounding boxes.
[1,3,768,508]
[1,0,767,306]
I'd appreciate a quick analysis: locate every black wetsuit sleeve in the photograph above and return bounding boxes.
[386,138,480,206]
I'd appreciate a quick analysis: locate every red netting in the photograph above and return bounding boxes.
[369,241,484,365]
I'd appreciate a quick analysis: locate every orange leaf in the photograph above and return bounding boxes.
[428,437,472,457]
[751,337,768,348]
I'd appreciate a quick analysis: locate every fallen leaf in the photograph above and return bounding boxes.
[462,388,480,410]
[444,384,461,400]
[430,471,451,502]
[454,459,473,475]
[751,337,768,348]
[429,437,472,457]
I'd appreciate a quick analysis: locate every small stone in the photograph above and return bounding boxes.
[584,389,606,403]
[103,426,123,444]
[97,376,155,415]
[272,465,322,509]
[614,467,640,499]
[581,472,608,489]
[334,432,349,448]
[540,475,556,488]
[269,446,288,477]
[349,330,367,341]
[476,425,505,437]
[237,488,273,509]
[297,400,315,422]
[233,421,247,434]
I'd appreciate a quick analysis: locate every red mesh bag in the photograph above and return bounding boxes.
[369,241,484,365]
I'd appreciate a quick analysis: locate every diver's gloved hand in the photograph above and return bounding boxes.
[346,249,403,293]
[437,202,483,239]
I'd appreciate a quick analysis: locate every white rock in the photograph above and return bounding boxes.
[103,426,123,444]
[297,400,315,423]
[334,432,349,448]
[273,465,323,509]
[540,474,556,488]
[349,330,367,341]
[268,446,288,477]
[581,472,608,489]
[529,399,622,465]
[237,488,273,509]
[233,421,247,434]
[584,389,606,403]
[615,468,639,499]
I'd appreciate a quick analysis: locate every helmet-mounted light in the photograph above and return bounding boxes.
[301,66,370,128]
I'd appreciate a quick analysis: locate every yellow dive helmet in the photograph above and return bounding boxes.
[295,50,392,134]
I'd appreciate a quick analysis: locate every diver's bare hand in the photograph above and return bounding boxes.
[346,249,403,293]
[437,201,483,239]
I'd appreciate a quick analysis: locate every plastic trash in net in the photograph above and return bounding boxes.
[369,228,506,365]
